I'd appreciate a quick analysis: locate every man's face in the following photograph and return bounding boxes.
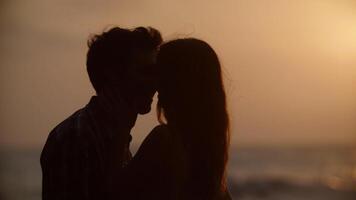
[125,50,158,114]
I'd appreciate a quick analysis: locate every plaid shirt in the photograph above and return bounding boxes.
[41,96,135,200]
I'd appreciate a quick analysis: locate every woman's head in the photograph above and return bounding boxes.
[157,38,230,198]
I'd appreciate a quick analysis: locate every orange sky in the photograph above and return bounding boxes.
[0,0,355,148]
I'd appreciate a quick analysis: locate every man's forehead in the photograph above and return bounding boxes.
[133,49,157,63]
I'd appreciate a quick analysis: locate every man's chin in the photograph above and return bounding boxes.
[138,107,151,115]
[136,99,153,115]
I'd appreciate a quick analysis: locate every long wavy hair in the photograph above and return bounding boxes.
[157,38,230,199]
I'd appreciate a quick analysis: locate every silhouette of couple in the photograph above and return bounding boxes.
[41,26,231,200]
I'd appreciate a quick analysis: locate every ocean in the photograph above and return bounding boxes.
[227,146,356,199]
[0,145,355,200]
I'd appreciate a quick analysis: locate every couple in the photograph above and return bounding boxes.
[41,26,231,200]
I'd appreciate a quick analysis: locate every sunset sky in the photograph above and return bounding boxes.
[0,0,355,149]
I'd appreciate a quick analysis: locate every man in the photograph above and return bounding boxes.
[41,27,162,200]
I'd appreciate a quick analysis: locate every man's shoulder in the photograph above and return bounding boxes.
[41,109,83,164]
[41,108,88,157]
[48,109,85,142]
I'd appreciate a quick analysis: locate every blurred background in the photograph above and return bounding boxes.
[0,0,355,199]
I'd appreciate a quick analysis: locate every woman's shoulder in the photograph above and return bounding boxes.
[137,124,173,155]
[149,124,171,138]
[137,124,186,166]
[133,124,189,188]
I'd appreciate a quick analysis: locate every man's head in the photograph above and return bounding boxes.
[86,26,162,114]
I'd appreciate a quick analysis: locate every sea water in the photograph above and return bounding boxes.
[0,145,355,200]
[228,145,356,199]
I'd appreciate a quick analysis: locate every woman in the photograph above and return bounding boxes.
[120,38,231,200]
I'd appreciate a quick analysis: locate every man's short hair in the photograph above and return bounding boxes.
[86,26,162,93]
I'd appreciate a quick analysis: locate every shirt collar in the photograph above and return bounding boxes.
[85,95,137,137]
